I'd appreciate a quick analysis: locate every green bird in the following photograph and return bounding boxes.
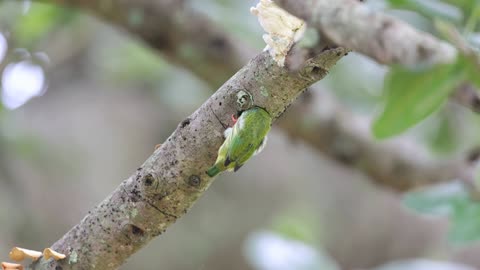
[206,106,272,177]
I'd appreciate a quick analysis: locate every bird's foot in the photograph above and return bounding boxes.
[231,114,238,125]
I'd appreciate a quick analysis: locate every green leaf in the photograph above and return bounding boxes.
[404,183,480,244]
[372,61,465,139]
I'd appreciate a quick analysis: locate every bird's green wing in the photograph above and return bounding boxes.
[224,135,253,167]
[234,142,260,171]
[227,139,261,171]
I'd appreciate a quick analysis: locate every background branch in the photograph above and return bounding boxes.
[274,0,457,65]
[279,90,478,191]
[37,0,480,192]
[39,0,253,87]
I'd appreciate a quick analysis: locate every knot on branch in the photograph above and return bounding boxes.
[187,175,201,187]
[236,90,254,111]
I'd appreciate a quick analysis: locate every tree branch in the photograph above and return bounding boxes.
[274,0,457,66]
[29,42,346,269]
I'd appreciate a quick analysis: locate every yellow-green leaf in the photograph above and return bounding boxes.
[373,62,465,139]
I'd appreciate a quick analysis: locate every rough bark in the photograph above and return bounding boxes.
[29,46,347,269]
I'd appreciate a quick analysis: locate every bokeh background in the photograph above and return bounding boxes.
[1,0,480,269]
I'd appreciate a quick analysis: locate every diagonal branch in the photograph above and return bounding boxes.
[30,44,347,269]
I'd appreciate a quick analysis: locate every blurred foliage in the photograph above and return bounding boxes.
[404,183,480,244]
[4,133,46,160]
[192,0,264,48]
[387,0,463,24]
[373,8,480,138]
[427,112,459,154]
[389,1,480,238]
[0,99,4,115]
[434,19,480,86]
[100,42,169,85]
[244,231,339,270]
[442,0,480,19]
[270,211,318,245]
[12,3,77,48]
[324,54,385,112]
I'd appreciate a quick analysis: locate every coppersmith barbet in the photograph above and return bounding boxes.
[206,106,272,177]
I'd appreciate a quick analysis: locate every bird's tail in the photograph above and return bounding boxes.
[206,165,221,177]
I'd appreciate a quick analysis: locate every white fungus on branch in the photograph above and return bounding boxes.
[251,0,306,67]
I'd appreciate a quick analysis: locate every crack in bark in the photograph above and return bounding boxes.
[143,199,179,219]
[120,184,179,219]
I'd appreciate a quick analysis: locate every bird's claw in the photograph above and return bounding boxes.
[231,114,238,125]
